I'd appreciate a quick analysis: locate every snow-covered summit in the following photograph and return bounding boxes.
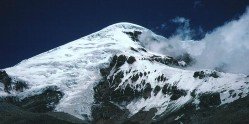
[1,22,249,123]
[2,22,154,119]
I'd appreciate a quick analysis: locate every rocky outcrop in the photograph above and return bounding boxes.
[93,55,189,123]
[193,71,219,79]
[162,84,188,100]
[0,70,12,93]
[176,53,194,65]
[13,81,28,92]
[143,55,181,67]
[127,56,136,64]
[123,31,142,42]
[0,70,28,93]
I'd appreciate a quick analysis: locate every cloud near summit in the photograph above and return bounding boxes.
[141,7,249,74]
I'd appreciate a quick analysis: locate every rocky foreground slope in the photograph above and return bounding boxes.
[1,23,249,124]
[0,102,87,124]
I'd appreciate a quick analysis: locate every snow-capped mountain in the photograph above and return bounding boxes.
[1,22,249,124]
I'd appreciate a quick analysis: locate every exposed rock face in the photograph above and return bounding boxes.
[161,84,187,100]
[143,55,180,67]
[153,85,161,96]
[0,70,28,93]
[92,54,249,124]
[93,55,156,123]
[116,55,127,68]
[0,70,12,93]
[176,53,194,65]
[13,81,28,92]
[127,56,136,64]
[193,71,220,79]
[130,47,139,52]
[93,54,190,123]
[123,31,142,42]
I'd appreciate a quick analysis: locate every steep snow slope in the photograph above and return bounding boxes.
[2,22,154,119]
[1,22,249,121]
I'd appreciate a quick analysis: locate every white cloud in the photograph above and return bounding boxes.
[192,7,249,74]
[140,7,249,74]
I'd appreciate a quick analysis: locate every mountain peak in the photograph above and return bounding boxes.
[2,22,153,119]
[105,22,147,30]
[1,23,249,123]
[83,22,148,44]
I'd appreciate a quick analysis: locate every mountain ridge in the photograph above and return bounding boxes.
[1,22,249,123]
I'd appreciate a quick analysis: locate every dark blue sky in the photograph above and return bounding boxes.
[0,0,249,68]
